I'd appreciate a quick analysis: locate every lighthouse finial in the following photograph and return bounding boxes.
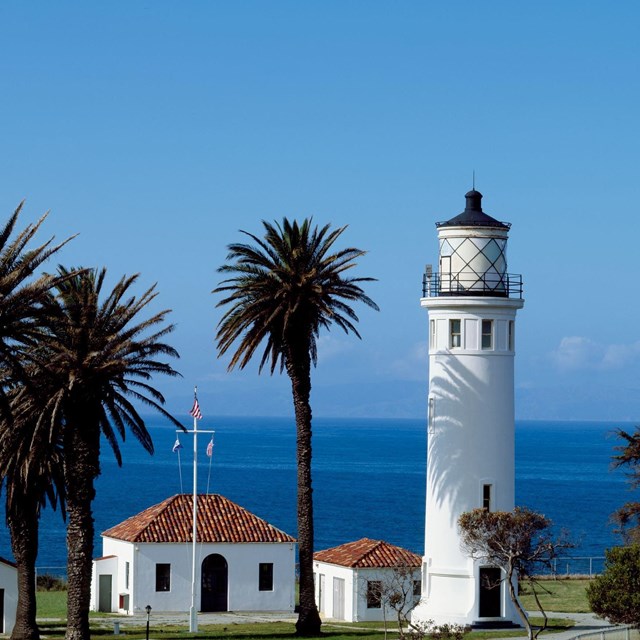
[472,170,475,190]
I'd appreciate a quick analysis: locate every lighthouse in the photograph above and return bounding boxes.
[412,190,524,627]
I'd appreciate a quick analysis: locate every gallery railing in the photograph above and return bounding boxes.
[422,272,523,299]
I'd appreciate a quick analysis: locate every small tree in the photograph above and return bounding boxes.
[458,507,571,640]
[358,564,419,639]
[360,565,469,640]
[611,428,640,542]
[587,544,640,625]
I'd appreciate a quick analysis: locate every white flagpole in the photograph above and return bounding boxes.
[178,387,213,634]
[190,404,198,633]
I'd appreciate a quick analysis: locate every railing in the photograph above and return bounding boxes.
[35,566,67,581]
[573,628,640,640]
[422,272,523,299]
[551,556,606,578]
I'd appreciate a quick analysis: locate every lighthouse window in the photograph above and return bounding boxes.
[508,321,515,350]
[449,319,461,348]
[481,320,493,350]
[430,320,435,348]
[483,484,492,511]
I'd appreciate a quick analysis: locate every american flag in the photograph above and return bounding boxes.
[189,397,203,420]
[206,438,214,457]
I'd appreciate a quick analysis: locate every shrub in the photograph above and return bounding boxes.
[37,574,67,591]
[587,545,640,625]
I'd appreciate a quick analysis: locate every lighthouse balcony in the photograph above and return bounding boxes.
[422,273,523,299]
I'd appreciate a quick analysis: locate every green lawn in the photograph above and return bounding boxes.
[518,578,592,614]
[36,589,67,618]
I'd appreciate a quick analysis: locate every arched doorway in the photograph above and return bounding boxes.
[201,554,228,612]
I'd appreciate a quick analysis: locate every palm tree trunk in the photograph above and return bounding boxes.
[7,494,40,640]
[286,342,322,637]
[64,420,100,640]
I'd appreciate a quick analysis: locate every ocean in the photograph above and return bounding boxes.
[0,417,633,574]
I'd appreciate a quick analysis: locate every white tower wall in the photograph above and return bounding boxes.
[417,299,522,626]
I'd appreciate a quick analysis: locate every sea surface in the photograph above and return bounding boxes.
[0,417,634,575]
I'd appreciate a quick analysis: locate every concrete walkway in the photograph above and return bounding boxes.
[91,610,297,631]
[489,611,614,640]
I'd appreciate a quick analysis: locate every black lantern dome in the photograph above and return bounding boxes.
[436,190,510,229]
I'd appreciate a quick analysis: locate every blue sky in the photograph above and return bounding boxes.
[1,1,638,421]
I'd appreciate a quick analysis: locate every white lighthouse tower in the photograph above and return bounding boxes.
[412,189,524,628]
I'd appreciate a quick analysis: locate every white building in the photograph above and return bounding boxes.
[0,556,17,635]
[412,190,524,628]
[313,538,421,622]
[91,494,296,614]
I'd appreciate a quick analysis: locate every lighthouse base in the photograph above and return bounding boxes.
[410,569,522,629]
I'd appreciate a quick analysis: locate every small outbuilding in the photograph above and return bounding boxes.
[0,556,17,635]
[313,538,421,622]
[91,494,296,615]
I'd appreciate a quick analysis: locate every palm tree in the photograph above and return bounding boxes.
[214,218,378,636]
[0,204,73,640]
[0,383,65,640]
[33,267,182,640]
[0,203,73,412]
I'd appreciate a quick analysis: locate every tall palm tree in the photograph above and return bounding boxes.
[0,382,65,640]
[0,204,73,640]
[33,267,182,640]
[0,203,73,411]
[214,218,378,636]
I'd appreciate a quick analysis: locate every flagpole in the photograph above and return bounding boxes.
[177,387,212,634]
[190,406,198,633]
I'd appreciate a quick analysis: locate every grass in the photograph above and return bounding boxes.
[518,578,592,614]
[36,589,67,618]
[35,581,589,639]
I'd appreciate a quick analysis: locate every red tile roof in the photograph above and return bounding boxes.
[102,494,296,544]
[314,538,421,568]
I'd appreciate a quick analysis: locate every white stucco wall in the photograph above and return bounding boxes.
[313,562,355,621]
[0,560,17,635]
[314,562,420,623]
[91,555,119,612]
[93,537,295,614]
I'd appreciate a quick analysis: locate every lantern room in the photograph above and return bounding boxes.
[423,190,522,298]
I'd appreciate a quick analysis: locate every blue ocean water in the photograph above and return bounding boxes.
[0,417,633,573]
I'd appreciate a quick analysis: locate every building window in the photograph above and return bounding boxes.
[125,561,130,589]
[259,563,274,591]
[155,563,170,592]
[508,321,515,351]
[481,320,493,350]
[483,484,492,511]
[413,580,422,597]
[450,319,461,348]
[366,580,382,608]
[430,320,436,348]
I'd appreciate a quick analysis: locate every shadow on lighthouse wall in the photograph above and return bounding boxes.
[427,353,515,528]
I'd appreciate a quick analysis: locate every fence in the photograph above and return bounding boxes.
[551,557,606,578]
[573,628,640,640]
[35,567,67,583]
